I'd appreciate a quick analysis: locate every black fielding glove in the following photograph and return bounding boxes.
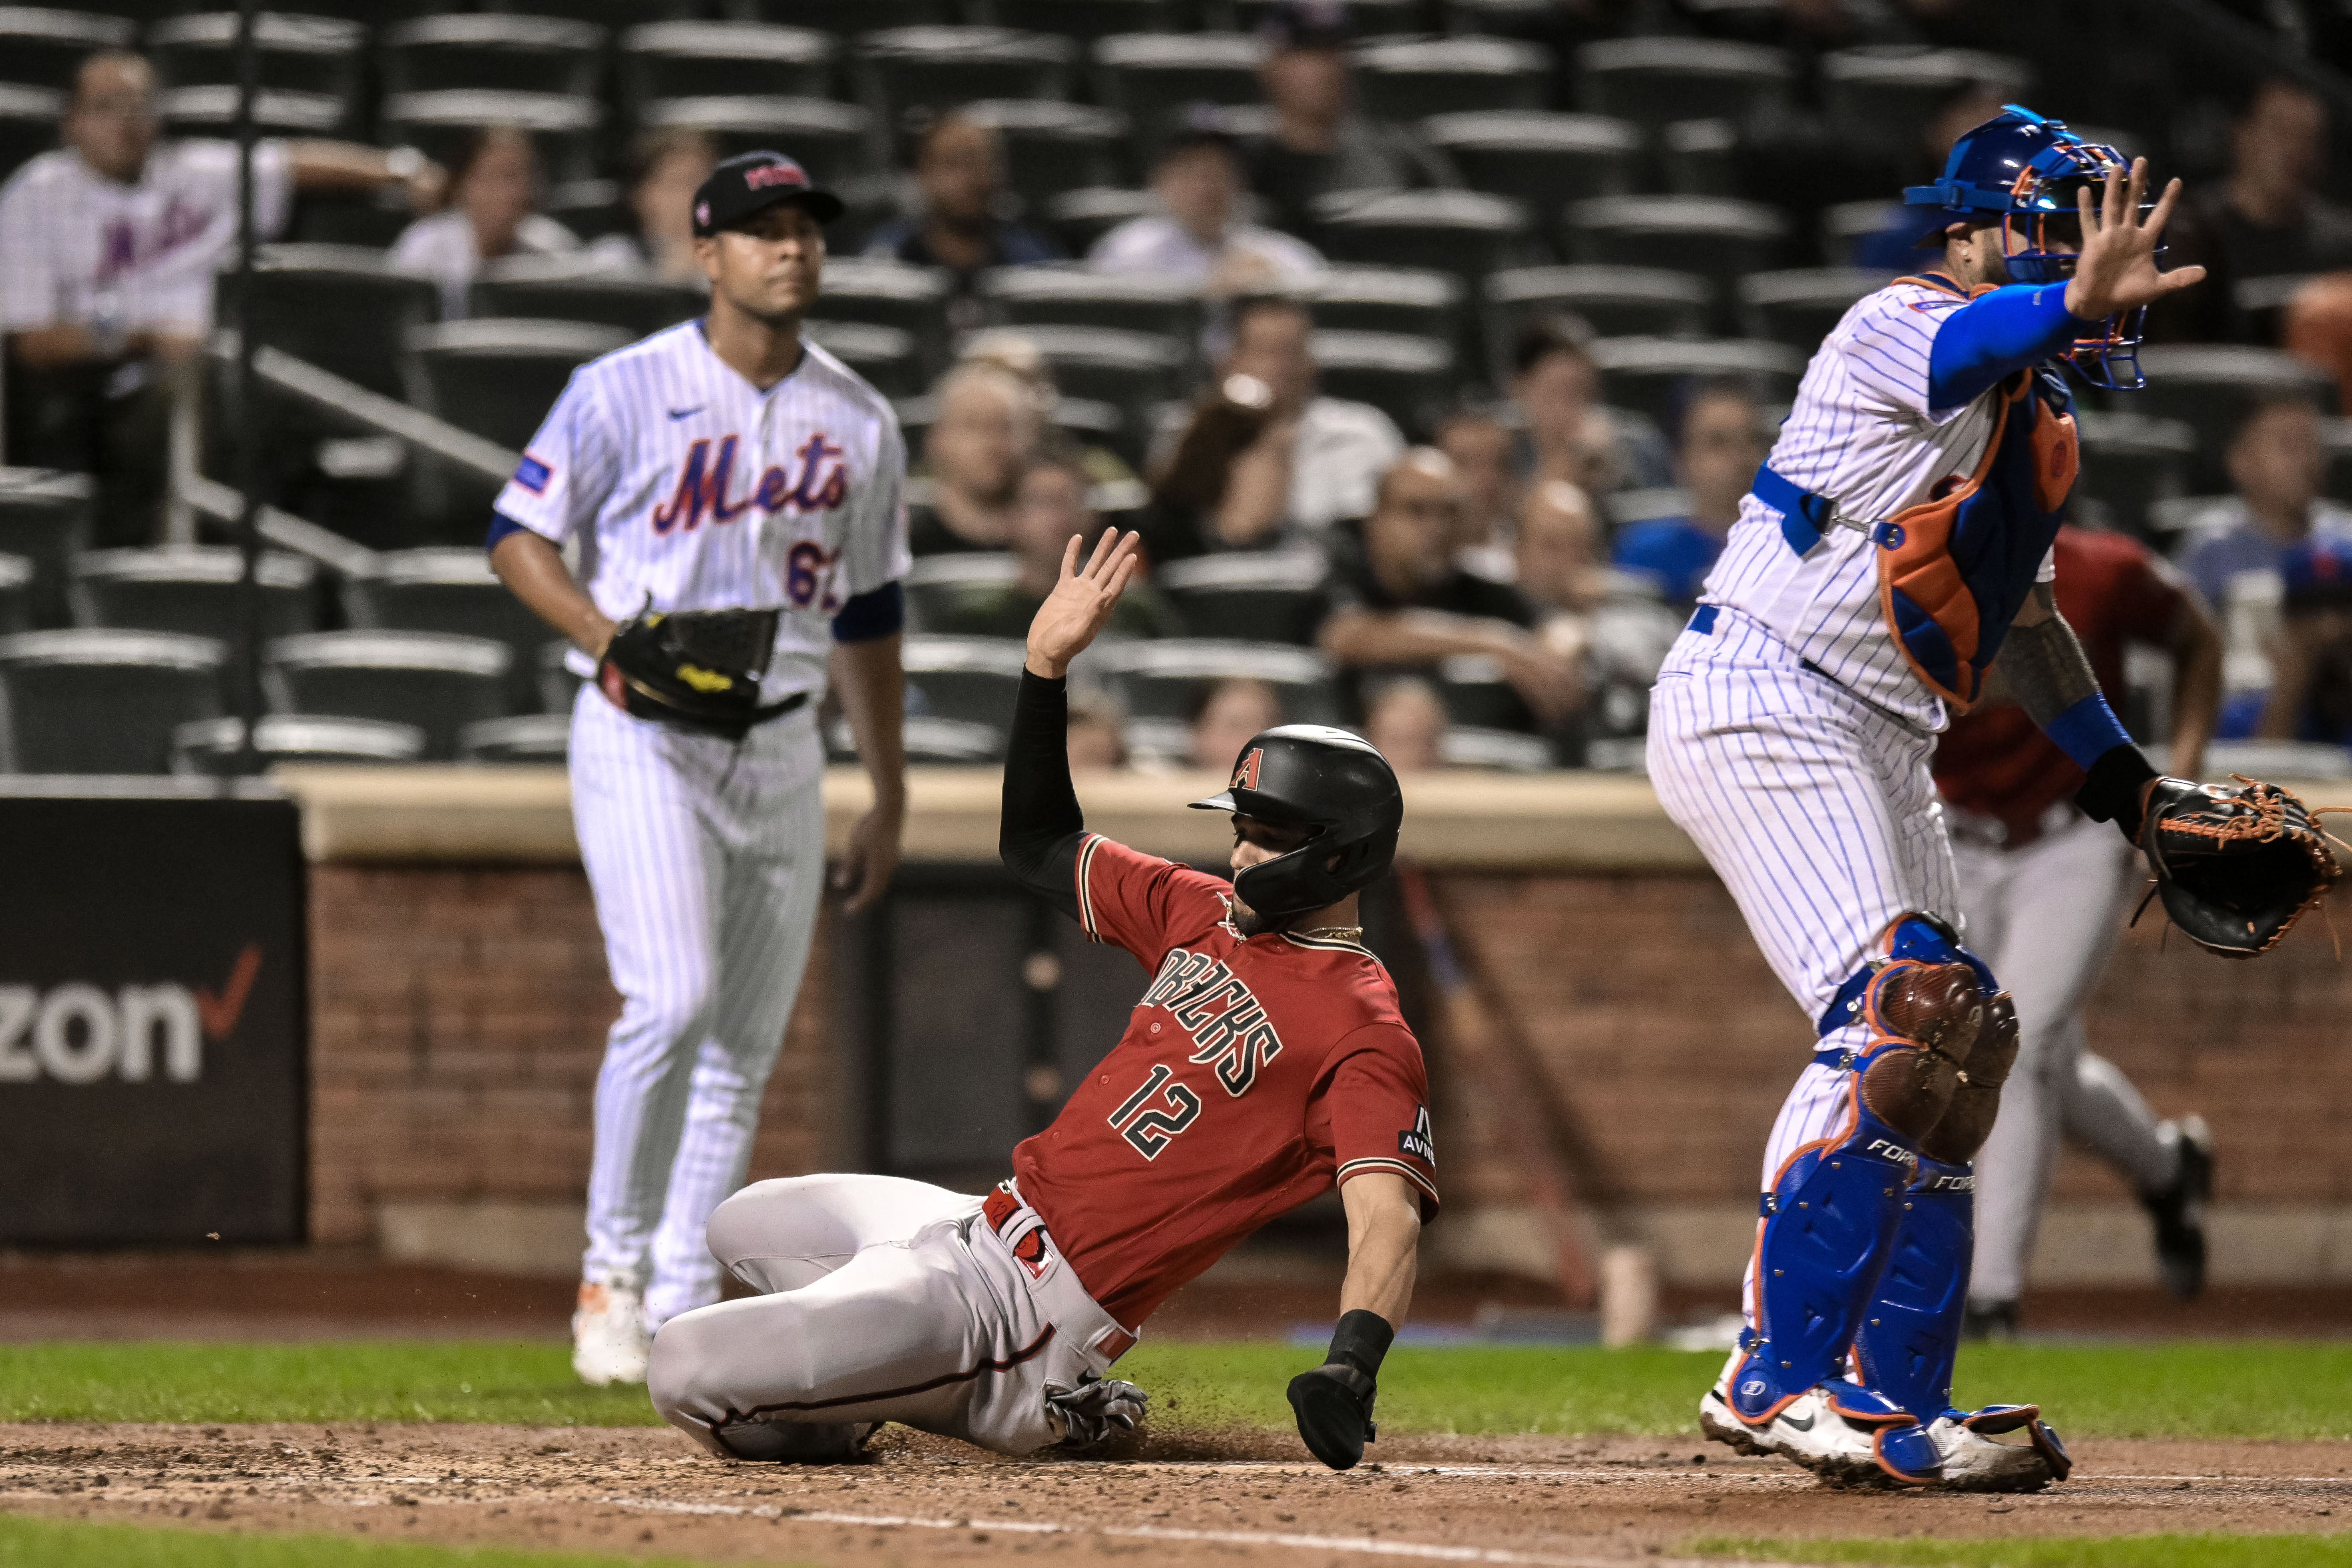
[1286,1309,1394,1471]
[2075,743,2161,840]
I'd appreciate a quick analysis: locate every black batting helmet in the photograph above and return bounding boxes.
[1189,725,1403,922]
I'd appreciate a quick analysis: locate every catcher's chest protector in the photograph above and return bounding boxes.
[1879,276,2079,710]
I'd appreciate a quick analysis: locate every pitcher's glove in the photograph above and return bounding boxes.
[2137,775,2341,959]
[1287,1309,1394,1471]
[1043,1373,1148,1448]
[597,602,781,741]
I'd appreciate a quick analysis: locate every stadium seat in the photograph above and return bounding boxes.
[1354,37,1551,122]
[1737,268,1893,351]
[156,85,346,139]
[539,639,585,713]
[1042,187,1160,255]
[1430,653,1528,731]
[1312,189,1530,287]
[2129,345,2338,486]
[1231,0,1418,30]
[801,321,925,398]
[1819,198,1901,267]
[1484,265,1711,380]
[1443,725,1555,771]
[746,0,953,35]
[217,245,441,450]
[381,90,603,184]
[639,96,871,185]
[0,555,31,636]
[1421,111,1643,210]
[0,470,93,628]
[1575,38,1793,137]
[342,547,553,709]
[1587,336,1805,428]
[2074,412,2197,538]
[903,714,1008,764]
[456,713,570,763]
[979,267,1203,347]
[1565,195,1789,309]
[173,714,426,775]
[470,255,707,338]
[264,630,514,761]
[1310,266,1463,343]
[808,257,954,375]
[1091,34,1265,158]
[961,325,1185,419]
[0,84,58,182]
[904,553,1020,634]
[69,548,316,643]
[617,21,835,110]
[854,28,1074,121]
[958,100,1131,212]
[382,15,607,98]
[0,629,225,773]
[1820,47,2029,149]
[1155,550,1328,646]
[1091,639,1342,725]
[147,13,364,126]
[990,0,1182,42]
[0,8,133,91]
[1310,331,1456,435]
[1660,117,1736,197]
[403,318,631,452]
[901,635,1029,731]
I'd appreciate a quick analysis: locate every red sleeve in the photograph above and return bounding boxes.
[2108,541,2195,647]
[1073,833,1233,970]
[1314,1023,1440,1218]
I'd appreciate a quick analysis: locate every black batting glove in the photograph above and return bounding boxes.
[1287,1308,1394,1471]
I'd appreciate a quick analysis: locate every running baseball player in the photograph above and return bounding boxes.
[1938,523,2224,1335]
[1649,106,2332,1491]
[489,151,910,1385]
[646,529,1437,1470]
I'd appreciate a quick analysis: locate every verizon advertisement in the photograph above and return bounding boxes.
[0,793,306,1243]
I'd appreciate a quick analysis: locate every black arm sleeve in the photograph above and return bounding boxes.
[999,670,1086,920]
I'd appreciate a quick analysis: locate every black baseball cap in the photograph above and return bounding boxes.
[691,151,844,237]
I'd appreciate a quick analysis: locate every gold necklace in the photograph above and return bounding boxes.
[1291,926,1364,943]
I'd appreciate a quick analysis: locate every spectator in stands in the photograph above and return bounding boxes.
[1362,676,1449,773]
[910,362,1042,555]
[1188,676,1283,772]
[1145,295,1404,558]
[1510,315,1669,498]
[2149,77,2352,345]
[1434,405,1519,582]
[2256,534,2352,746]
[1319,448,1581,733]
[930,449,1180,640]
[0,49,441,545]
[1241,0,1444,237]
[392,126,579,320]
[1612,379,1770,608]
[862,112,1060,332]
[1067,691,1131,773]
[588,128,716,283]
[1089,126,1323,299]
[956,329,1141,490]
[1514,479,1607,618]
[2173,391,2352,614]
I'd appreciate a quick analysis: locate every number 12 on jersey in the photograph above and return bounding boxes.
[1107,1063,1201,1159]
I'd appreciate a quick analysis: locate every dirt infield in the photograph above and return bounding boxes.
[4,1422,2348,1566]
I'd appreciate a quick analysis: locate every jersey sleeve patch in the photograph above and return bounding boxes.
[514,454,552,494]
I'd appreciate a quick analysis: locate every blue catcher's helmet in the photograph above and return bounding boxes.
[1903,103,2150,390]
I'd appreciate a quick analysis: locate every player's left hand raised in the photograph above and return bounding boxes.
[2063,157,2205,321]
[1024,528,1140,680]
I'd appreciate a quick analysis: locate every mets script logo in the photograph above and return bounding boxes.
[1138,948,1283,1097]
[653,432,848,533]
[1231,748,1263,791]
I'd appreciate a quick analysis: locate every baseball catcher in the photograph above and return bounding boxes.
[646,528,1434,1469]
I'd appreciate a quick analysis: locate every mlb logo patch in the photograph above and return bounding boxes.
[1231,748,1263,791]
[514,454,552,494]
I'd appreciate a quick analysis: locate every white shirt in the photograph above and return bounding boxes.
[390,208,580,319]
[1087,214,1324,291]
[1701,280,2056,731]
[494,321,910,703]
[0,140,294,335]
[1289,395,1404,532]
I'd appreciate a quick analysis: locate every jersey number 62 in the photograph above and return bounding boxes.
[1107,1063,1201,1160]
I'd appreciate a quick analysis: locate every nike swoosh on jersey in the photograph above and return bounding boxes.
[667,406,704,420]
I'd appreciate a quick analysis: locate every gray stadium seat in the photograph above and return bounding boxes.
[1091,639,1341,725]
[216,245,440,468]
[1312,189,1530,287]
[470,256,707,338]
[1042,186,1159,255]
[1354,37,1551,122]
[1737,268,1893,351]
[979,266,1203,345]
[0,83,58,181]
[0,470,92,628]
[1442,725,1555,771]
[1092,33,1264,158]
[901,635,1029,731]
[403,318,631,452]
[382,15,607,98]
[993,0,1182,39]
[1310,331,1456,434]
[1565,195,1788,306]
[147,13,364,127]
[962,325,1185,418]
[2075,412,2197,538]
[342,547,553,709]
[854,28,1074,121]
[1587,336,1805,428]
[750,0,952,35]
[1575,38,1792,136]
[539,639,585,713]
[904,553,1020,634]
[1230,0,1418,28]
[1421,112,1643,210]
[801,320,924,397]
[0,8,133,92]
[156,85,346,139]
[956,100,1130,211]
[1660,117,1736,197]
[0,629,224,774]
[457,713,570,763]
[903,714,1008,764]
[1310,266,1464,342]
[639,96,871,185]
[809,258,953,376]
[1820,198,1901,268]
[380,90,604,184]
[173,714,426,775]
[618,22,835,109]
[1432,652,1525,731]
[264,630,514,761]
[1820,47,2029,148]
[1484,265,1711,380]
[70,548,316,642]
[2129,345,2339,487]
[1155,550,1328,646]
[0,554,32,636]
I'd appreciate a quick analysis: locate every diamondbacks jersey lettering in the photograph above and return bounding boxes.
[493,321,910,702]
[1012,834,1437,1327]
[1701,281,2055,730]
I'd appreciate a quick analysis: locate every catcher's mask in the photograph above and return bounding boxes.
[1904,103,2151,392]
[1189,725,1403,923]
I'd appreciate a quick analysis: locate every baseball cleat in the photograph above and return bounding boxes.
[1700,1364,1941,1488]
[2143,1115,2213,1301]
[1921,1405,2069,1491]
[572,1279,651,1387]
[1961,1296,2019,1341]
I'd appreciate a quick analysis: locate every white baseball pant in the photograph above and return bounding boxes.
[569,686,826,1327]
[1952,809,2177,1303]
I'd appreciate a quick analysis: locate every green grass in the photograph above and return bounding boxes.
[0,1512,716,1568]
[1697,1534,2352,1568]
[6,1340,2352,1438]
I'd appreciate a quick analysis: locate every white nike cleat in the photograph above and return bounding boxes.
[572,1279,651,1387]
[1920,1407,2069,1493]
[1700,1376,1941,1488]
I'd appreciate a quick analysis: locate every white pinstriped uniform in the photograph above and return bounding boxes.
[1647,281,2056,1326]
[495,321,909,1327]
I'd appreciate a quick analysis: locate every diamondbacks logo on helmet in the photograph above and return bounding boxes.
[1231,748,1263,791]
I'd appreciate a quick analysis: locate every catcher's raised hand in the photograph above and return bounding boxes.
[2063,157,2205,321]
[1025,529,1140,679]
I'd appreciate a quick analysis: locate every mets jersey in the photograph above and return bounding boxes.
[1011,835,1439,1327]
[1700,279,2057,730]
[492,320,910,701]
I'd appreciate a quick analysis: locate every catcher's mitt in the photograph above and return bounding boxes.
[2137,775,2344,959]
[597,603,781,741]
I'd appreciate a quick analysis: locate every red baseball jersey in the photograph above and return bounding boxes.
[1934,525,2196,838]
[1010,833,1438,1329]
